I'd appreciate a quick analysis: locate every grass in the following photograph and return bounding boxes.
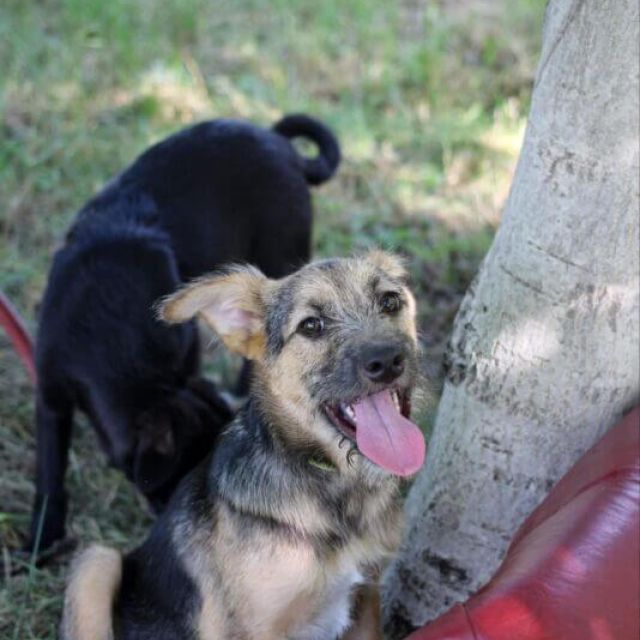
[0,0,545,636]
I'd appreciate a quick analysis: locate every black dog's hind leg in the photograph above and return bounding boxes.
[25,391,74,553]
[235,361,252,397]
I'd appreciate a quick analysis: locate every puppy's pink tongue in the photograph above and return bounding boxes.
[353,390,425,476]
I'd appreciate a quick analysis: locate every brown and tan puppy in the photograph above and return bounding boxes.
[61,251,426,640]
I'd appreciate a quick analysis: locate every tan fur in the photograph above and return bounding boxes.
[180,501,325,640]
[257,256,418,475]
[183,504,373,640]
[154,252,421,638]
[366,249,408,281]
[197,590,227,639]
[160,267,270,359]
[60,545,122,640]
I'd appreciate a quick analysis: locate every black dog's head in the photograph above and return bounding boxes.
[133,377,233,509]
[159,252,425,480]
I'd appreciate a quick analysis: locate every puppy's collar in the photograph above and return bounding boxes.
[307,454,337,473]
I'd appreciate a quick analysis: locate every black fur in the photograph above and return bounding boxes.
[118,477,206,640]
[83,114,340,281]
[29,192,232,552]
[112,398,365,637]
[265,277,300,355]
[26,114,341,553]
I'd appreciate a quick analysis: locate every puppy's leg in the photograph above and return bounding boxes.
[26,391,74,553]
[342,585,383,640]
[61,544,121,640]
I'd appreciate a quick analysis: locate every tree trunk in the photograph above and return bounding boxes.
[383,0,640,635]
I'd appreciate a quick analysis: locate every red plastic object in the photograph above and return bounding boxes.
[0,290,36,383]
[407,407,640,640]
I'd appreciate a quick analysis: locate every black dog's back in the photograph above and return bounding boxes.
[89,115,340,280]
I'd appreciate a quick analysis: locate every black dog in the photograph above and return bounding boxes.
[26,114,341,554]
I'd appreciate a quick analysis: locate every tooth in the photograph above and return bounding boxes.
[346,405,356,421]
[393,392,400,411]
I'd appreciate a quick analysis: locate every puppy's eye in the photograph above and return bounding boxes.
[380,292,402,314]
[297,317,325,338]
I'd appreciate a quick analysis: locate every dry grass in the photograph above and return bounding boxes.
[0,0,545,636]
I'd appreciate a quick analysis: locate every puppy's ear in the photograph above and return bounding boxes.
[366,250,407,281]
[159,266,269,360]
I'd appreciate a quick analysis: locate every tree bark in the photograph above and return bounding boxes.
[383,0,640,635]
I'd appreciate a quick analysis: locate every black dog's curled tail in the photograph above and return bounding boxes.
[273,113,341,186]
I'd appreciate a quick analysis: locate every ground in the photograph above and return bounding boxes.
[0,0,545,636]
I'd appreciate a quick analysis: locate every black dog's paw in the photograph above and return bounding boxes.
[21,529,63,555]
[13,536,77,573]
[23,491,68,556]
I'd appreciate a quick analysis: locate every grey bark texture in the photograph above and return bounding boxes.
[383,0,640,635]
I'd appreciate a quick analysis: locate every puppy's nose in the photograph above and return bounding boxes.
[360,344,406,384]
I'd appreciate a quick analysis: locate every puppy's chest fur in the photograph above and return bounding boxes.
[175,421,402,640]
[185,507,395,640]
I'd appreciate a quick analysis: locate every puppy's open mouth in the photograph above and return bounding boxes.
[323,388,425,477]
[324,389,409,441]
